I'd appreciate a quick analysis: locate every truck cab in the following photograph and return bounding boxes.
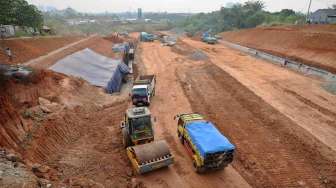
[175,113,235,173]
[131,75,156,106]
[132,85,150,106]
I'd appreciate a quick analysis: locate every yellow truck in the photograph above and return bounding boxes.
[175,113,235,173]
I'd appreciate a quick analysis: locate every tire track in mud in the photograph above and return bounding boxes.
[283,89,336,123]
[177,62,336,188]
[137,41,251,188]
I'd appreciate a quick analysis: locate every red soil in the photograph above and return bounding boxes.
[0,36,83,65]
[221,25,336,74]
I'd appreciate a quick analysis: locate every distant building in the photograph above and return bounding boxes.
[138,8,143,20]
[41,26,52,33]
[309,9,336,24]
[0,25,15,38]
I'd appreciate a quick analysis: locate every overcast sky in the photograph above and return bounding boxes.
[27,0,336,13]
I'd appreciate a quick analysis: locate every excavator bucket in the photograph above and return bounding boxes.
[126,140,174,174]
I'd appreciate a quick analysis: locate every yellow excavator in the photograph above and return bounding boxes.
[121,107,174,174]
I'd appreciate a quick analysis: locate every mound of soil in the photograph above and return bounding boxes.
[104,34,124,43]
[0,67,132,187]
[29,36,121,69]
[0,36,83,65]
[221,25,336,74]
[0,70,65,153]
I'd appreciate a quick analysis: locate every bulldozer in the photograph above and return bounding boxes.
[121,107,174,174]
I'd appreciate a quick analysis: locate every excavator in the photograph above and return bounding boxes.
[121,107,174,174]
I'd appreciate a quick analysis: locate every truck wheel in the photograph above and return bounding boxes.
[177,131,184,144]
[193,161,206,174]
[122,129,131,148]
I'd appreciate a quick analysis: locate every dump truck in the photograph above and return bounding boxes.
[131,75,156,106]
[121,107,174,174]
[175,113,235,173]
[140,32,155,42]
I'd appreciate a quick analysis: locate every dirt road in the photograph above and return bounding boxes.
[135,39,336,187]
[136,42,251,188]
[179,38,336,187]
[182,38,336,153]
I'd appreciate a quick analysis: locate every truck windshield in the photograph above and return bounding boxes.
[132,88,147,97]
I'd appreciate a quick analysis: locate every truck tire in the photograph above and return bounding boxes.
[193,160,206,174]
[122,128,131,148]
[177,131,184,144]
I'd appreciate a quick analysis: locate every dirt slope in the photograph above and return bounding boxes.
[0,35,133,186]
[0,36,83,64]
[27,36,121,69]
[0,68,132,186]
[221,25,336,74]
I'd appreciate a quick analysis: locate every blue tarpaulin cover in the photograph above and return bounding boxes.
[186,121,235,158]
[50,48,129,93]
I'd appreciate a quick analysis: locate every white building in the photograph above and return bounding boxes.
[309,9,336,24]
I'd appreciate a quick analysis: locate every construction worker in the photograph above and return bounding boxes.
[5,47,12,62]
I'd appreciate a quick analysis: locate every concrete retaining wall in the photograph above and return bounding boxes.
[221,41,336,82]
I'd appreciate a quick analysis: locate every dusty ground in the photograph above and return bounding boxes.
[182,38,336,153]
[27,35,123,69]
[0,36,133,187]
[0,36,83,65]
[1,29,336,188]
[135,41,250,188]
[221,25,336,74]
[180,38,336,187]
[0,68,133,187]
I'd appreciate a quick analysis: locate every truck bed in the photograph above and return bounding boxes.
[134,75,155,85]
[185,121,235,158]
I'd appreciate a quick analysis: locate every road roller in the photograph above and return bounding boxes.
[121,107,174,174]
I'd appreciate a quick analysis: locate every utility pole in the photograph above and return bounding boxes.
[306,0,312,23]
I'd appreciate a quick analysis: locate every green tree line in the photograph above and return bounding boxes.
[0,0,43,31]
[179,0,305,34]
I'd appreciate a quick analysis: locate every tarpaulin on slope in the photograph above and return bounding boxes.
[112,43,130,53]
[49,48,129,93]
[186,121,235,158]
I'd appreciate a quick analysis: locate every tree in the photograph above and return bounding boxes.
[243,0,265,13]
[0,0,43,31]
[279,9,296,17]
[0,0,17,25]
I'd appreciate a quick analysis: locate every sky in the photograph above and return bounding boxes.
[27,0,336,13]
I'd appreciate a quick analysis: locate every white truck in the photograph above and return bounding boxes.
[131,75,156,106]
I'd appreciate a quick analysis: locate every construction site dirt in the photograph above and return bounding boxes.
[0,30,336,188]
[221,25,336,74]
[0,36,84,65]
